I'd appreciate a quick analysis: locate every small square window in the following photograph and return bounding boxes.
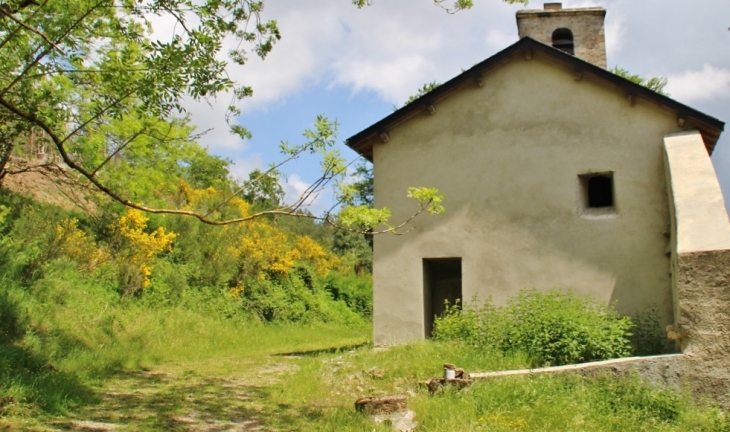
[579,172,616,217]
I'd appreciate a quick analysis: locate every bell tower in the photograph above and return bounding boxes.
[516,3,607,69]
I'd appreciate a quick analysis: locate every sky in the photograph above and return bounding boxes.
[178,0,730,215]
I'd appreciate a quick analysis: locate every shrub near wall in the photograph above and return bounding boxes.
[433,289,633,366]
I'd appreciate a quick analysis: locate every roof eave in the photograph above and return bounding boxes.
[345,38,725,161]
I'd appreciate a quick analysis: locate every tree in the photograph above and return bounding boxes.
[241,168,284,211]
[611,67,669,96]
[0,0,526,230]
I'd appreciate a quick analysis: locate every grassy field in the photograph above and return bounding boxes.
[4,324,730,431]
[1,259,728,430]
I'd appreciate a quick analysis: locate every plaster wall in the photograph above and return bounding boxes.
[373,57,685,345]
[663,132,730,255]
[517,8,607,68]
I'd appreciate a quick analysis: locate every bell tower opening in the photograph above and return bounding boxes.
[552,28,575,55]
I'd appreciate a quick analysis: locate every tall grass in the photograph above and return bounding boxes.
[0,258,369,418]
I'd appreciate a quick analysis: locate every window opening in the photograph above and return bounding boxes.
[579,172,615,216]
[588,175,613,208]
[423,258,462,338]
[552,28,575,55]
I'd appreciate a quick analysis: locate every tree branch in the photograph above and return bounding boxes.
[91,126,148,177]
[0,6,64,54]
[0,0,108,98]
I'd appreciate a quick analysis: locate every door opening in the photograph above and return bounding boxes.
[423,258,462,338]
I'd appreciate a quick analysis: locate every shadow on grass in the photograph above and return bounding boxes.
[51,369,330,431]
[273,342,371,358]
[0,291,95,415]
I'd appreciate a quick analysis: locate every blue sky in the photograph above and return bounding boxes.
[179,0,730,215]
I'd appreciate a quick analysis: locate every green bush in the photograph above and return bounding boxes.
[433,289,633,366]
[631,307,674,356]
[323,272,373,317]
[431,299,498,348]
[240,266,366,326]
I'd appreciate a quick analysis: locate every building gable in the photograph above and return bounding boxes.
[345,38,725,161]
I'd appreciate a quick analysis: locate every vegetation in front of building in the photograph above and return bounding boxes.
[433,289,670,367]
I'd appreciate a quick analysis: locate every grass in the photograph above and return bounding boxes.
[3,322,730,431]
[262,343,730,431]
[2,262,729,430]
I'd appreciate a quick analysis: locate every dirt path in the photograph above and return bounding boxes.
[49,358,300,431]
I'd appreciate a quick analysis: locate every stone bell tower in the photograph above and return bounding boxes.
[516,2,607,69]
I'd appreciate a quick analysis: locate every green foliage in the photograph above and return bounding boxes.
[501,290,633,366]
[403,81,442,107]
[350,162,373,208]
[434,290,634,366]
[407,186,445,215]
[432,299,498,347]
[0,0,445,234]
[330,162,373,273]
[0,257,369,419]
[240,168,284,211]
[332,225,372,274]
[337,205,391,231]
[323,272,373,317]
[631,307,675,356]
[0,0,280,183]
[240,266,366,325]
[612,66,669,95]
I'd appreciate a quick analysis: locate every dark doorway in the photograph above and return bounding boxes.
[423,258,462,338]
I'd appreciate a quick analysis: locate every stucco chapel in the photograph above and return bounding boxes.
[345,3,727,346]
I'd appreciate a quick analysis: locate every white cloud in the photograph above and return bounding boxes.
[193,1,522,110]
[282,173,332,216]
[666,64,730,103]
[184,93,244,152]
[158,1,640,150]
[228,154,265,183]
[561,0,602,7]
[485,29,517,50]
[234,7,345,110]
[604,12,627,59]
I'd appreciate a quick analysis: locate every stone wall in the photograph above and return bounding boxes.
[516,5,607,68]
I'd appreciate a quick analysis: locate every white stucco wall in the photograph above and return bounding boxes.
[373,57,688,345]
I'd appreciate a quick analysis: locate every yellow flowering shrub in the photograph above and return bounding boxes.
[228,196,251,218]
[232,221,300,280]
[54,218,109,270]
[111,209,177,288]
[177,182,251,219]
[178,181,219,211]
[228,284,245,298]
[295,235,340,277]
